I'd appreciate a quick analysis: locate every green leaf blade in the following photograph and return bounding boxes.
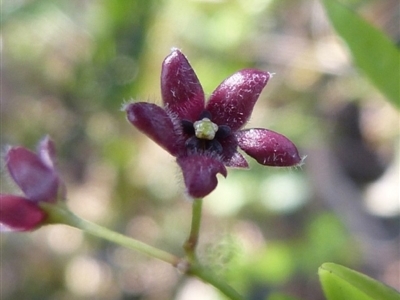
[322,0,400,108]
[319,263,400,300]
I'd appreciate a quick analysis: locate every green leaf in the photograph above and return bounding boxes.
[319,263,400,300]
[321,0,400,108]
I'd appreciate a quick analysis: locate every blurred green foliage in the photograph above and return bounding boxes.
[1,0,399,300]
[322,0,400,108]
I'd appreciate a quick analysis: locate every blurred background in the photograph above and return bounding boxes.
[1,0,399,299]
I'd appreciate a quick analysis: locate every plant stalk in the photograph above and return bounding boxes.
[41,202,180,266]
[183,198,203,261]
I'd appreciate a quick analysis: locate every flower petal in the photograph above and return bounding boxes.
[126,102,183,156]
[37,136,67,200]
[236,129,302,167]
[161,49,205,121]
[0,195,47,231]
[218,134,249,168]
[177,155,227,198]
[224,152,249,168]
[207,70,270,131]
[6,146,60,202]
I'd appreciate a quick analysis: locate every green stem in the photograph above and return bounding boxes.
[41,203,180,266]
[183,198,203,261]
[189,263,245,300]
[182,198,244,299]
[41,201,245,300]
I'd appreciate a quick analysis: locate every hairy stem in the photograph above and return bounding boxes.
[41,202,180,266]
[41,201,245,300]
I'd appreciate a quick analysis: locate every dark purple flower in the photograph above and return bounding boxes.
[125,49,302,198]
[0,136,65,231]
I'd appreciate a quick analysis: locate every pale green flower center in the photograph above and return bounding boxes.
[193,118,219,140]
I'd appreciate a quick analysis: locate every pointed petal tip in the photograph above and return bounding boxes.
[126,102,182,156]
[224,152,250,169]
[296,155,307,168]
[237,128,302,167]
[234,69,271,87]
[125,102,138,121]
[121,101,132,112]
[206,69,270,130]
[163,48,186,65]
[170,47,182,54]
[161,49,205,121]
[37,135,56,169]
[125,102,158,124]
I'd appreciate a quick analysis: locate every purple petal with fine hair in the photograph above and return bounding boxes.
[161,49,205,121]
[218,134,249,168]
[207,70,270,131]
[6,147,59,203]
[224,152,249,168]
[126,102,183,156]
[177,155,227,198]
[236,128,302,167]
[0,195,47,231]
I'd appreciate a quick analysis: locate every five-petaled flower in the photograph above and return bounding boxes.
[125,48,302,198]
[0,136,65,231]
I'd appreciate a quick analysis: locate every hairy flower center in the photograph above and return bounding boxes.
[193,118,219,140]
